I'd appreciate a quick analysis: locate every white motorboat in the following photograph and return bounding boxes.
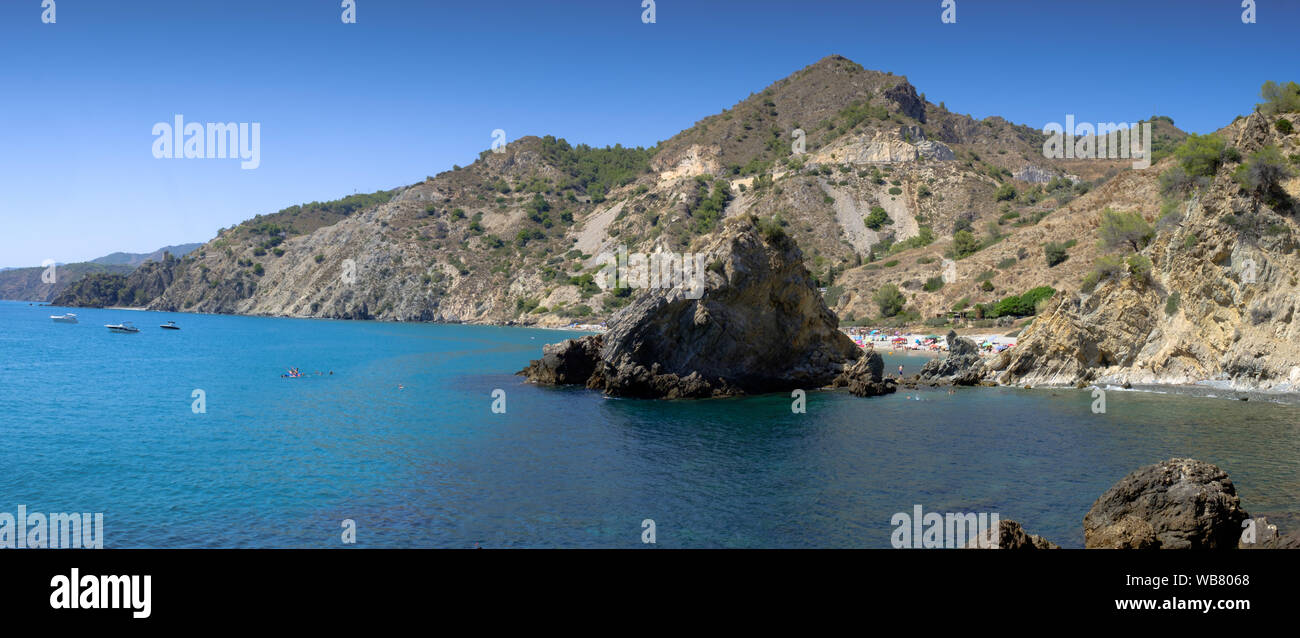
[51,313,78,324]
[106,322,140,333]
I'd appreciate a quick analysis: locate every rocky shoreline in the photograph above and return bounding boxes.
[986,458,1299,550]
[518,216,895,399]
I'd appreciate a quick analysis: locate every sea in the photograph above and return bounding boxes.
[2,300,1297,548]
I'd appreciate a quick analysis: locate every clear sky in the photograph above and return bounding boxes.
[2,0,1295,266]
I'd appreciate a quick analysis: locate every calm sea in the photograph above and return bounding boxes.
[1,300,1296,548]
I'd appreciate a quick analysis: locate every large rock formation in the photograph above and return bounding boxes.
[918,330,983,385]
[519,215,888,398]
[828,351,895,397]
[989,111,1300,390]
[1083,458,1249,549]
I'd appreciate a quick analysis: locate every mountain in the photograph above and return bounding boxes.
[90,243,203,267]
[0,262,134,302]
[60,53,1298,393]
[0,243,200,302]
[86,55,1169,326]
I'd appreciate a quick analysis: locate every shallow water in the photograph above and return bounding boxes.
[2,301,1296,548]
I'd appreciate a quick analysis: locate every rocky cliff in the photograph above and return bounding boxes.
[990,111,1300,391]
[67,54,1154,331]
[519,215,890,398]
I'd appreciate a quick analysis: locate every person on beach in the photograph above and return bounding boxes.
[898,364,904,378]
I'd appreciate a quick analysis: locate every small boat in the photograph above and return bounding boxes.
[51,313,78,324]
[106,322,140,333]
[160,321,180,330]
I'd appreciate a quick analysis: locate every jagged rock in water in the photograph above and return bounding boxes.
[829,351,895,397]
[519,216,882,399]
[1237,515,1300,549]
[918,330,983,385]
[518,334,604,386]
[1083,458,1249,549]
[964,519,1060,549]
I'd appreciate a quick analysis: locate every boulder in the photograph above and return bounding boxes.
[1083,458,1249,549]
[517,334,603,386]
[918,330,983,385]
[965,519,1060,549]
[829,351,896,397]
[520,216,881,399]
[1238,515,1300,549]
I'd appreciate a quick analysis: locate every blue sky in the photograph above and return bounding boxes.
[1,0,1295,265]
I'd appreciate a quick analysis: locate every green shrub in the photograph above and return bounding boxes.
[889,226,936,253]
[923,276,944,292]
[1174,134,1228,177]
[1044,242,1069,267]
[1233,145,1294,196]
[1098,208,1154,252]
[1159,165,1208,198]
[1258,81,1300,116]
[1277,118,1294,135]
[989,286,1055,318]
[994,184,1017,201]
[887,187,902,196]
[1081,255,1125,292]
[1127,253,1153,280]
[882,259,900,267]
[980,280,994,292]
[996,257,1017,269]
[873,284,906,317]
[865,206,892,230]
[953,230,981,258]
[1165,291,1181,315]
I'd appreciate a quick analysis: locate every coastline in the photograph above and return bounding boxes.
[20,300,1300,398]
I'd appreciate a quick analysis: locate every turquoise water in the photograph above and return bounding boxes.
[2,300,1297,548]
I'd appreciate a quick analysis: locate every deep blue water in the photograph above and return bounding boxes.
[1,300,1297,548]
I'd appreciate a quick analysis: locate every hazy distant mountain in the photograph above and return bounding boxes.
[90,243,203,268]
[0,243,200,302]
[0,262,134,302]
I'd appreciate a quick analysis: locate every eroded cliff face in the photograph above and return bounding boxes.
[991,112,1300,390]
[520,215,880,398]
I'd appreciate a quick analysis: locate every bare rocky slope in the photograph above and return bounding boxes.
[990,111,1300,391]
[89,54,1159,329]
[63,55,1300,398]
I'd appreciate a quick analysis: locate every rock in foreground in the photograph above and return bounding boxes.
[918,330,984,385]
[519,216,887,399]
[1084,458,1249,549]
[829,352,895,397]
